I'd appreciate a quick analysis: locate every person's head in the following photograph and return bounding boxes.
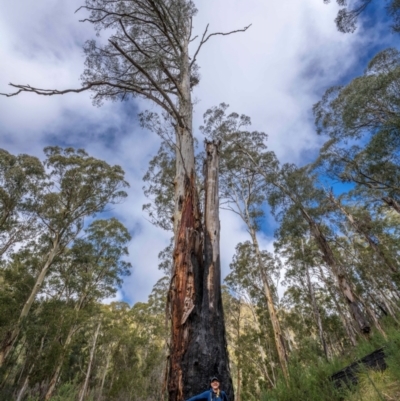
[210,376,220,391]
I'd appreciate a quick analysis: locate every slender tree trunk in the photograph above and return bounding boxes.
[97,348,111,401]
[379,290,400,321]
[44,325,76,401]
[0,240,60,366]
[245,301,275,388]
[16,374,29,401]
[250,231,288,380]
[16,332,47,401]
[305,266,328,360]
[306,217,370,333]
[239,150,369,334]
[329,194,398,273]
[369,276,400,321]
[318,266,358,346]
[236,368,241,401]
[45,291,88,401]
[78,321,101,401]
[265,179,370,335]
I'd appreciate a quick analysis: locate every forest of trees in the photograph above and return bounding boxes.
[1,0,400,400]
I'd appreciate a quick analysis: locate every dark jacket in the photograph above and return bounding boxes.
[186,389,228,401]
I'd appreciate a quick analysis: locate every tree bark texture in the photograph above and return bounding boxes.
[168,33,234,398]
[168,40,204,401]
[170,142,233,400]
[185,142,233,399]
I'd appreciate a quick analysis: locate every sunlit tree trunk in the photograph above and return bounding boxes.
[318,266,358,346]
[15,333,47,401]
[78,321,102,401]
[305,265,328,359]
[249,230,288,380]
[97,347,111,401]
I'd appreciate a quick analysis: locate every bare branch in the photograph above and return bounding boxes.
[0,81,174,116]
[0,83,101,97]
[190,23,251,68]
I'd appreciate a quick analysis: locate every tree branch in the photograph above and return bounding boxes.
[108,39,184,126]
[190,23,251,68]
[0,83,101,97]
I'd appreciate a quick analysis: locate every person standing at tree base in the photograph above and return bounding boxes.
[186,377,228,401]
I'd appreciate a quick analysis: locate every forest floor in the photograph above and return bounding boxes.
[262,319,400,401]
[345,370,400,401]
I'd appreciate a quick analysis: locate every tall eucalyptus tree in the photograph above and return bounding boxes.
[314,48,400,214]
[1,2,250,398]
[201,104,289,379]
[0,147,128,366]
[0,150,44,257]
[323,0,400,33]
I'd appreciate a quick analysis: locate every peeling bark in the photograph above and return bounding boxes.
[169,171,203,401]
[169,142,234,400]
[168,38,204,401]
[194,141,233,398]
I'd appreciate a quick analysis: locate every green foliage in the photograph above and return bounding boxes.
[262,321,400,401]
[314,48,400,212]
[0,149,44,256]
[324,0,400,34]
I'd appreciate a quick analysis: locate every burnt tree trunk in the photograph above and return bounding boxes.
[168,37,204,401]
[179,142,233,400]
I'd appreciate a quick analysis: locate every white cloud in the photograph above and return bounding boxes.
[0,0,389,304]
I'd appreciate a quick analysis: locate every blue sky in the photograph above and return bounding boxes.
[0,0,398,305]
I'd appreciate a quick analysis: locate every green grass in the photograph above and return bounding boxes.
[262,318,400,401]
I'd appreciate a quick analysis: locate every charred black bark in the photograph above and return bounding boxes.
[180,142,233,400]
